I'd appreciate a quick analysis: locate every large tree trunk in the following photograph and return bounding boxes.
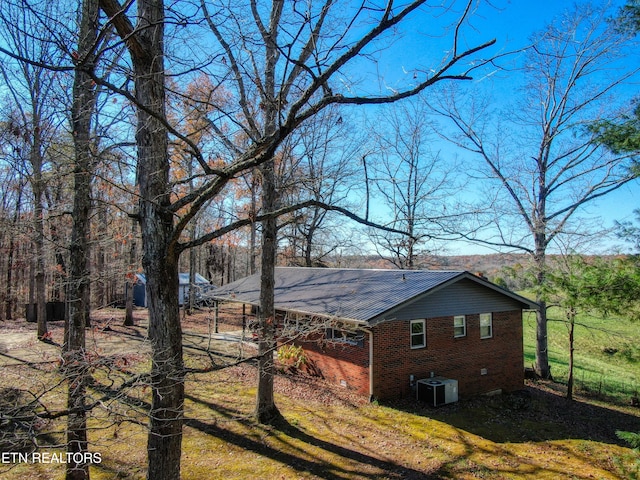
[533,215,551,379]
[535,299,550,378]
[64,1,99,478]
[99,0,184,476]
[142,242,182,480]
[254,0,282,422]
[132,1,184,477]
[255,159,279,424]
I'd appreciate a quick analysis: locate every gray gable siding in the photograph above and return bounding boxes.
[372,278,526,323]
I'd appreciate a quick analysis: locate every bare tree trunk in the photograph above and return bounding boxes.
[249,174,258,275]
[253,0,283,424]
[188,159,196,314]
[4,235,14,320]
[124,217,137,326]
[99,1,184,477]
[49,221,66,302]
[33,170,47,340]
[95,204,107,307]
[188,232,196,314]
[304,228,314,267]
[534,222,551,379]
[5,185,23,320]
[255,160,279,424]
[566,310,576,401]
[28,256,35,307]
[143,244,182,480]
[28,118,48,338]
[63,1,99,478]
[135,42,183,480]
[535,300,550,377]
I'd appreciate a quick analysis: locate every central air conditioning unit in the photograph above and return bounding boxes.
[416,377,458,406]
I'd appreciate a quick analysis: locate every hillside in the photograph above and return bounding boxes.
[331,253,532,279]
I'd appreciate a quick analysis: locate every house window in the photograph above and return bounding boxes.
[480,313,493,339]
[326,327,365,347]
[453,315,466,338]
[410,320,426,349]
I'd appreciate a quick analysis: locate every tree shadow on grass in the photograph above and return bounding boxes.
[184,393,441,480]
[383,383,640,445]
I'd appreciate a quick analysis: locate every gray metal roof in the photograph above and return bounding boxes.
[208,268,537,324]
[136,273,210,285]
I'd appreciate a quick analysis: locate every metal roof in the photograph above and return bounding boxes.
[208,267,537,324]
[136,273,210,285]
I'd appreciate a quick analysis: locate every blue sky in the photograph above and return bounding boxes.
[473,0,638,254]
[357,0,638,256]
[463,0,638,254]
[488,1,636,255]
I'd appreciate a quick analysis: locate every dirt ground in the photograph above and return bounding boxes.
[0,306,257,370]
[1,306,638,444]
[0,306,368,408]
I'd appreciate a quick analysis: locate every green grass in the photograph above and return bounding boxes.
[523,307,640,403]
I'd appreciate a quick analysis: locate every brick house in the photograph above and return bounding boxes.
[210,268,537,401]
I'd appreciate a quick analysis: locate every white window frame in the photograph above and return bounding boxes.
[283,312,307,334]
[480,313,493,339]
[453,315,466,338]
[410,319,426,349]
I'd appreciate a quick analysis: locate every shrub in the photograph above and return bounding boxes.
[276,345,307,373]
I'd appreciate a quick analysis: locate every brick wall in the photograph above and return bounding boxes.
[372,310,524,400]
[297,333,371,396]
[295,310,524,401]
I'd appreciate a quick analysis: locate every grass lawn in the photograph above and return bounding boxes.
[523,307,640,403]
[1,309,639,479]
[4,365,638,480]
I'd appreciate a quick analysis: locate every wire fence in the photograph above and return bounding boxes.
[550,365,639,403]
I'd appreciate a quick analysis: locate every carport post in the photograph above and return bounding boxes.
[214,300,219,334]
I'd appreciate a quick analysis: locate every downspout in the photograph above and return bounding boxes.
[369,329,374,402]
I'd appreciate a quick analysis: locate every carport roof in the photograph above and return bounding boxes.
[208,267,537,324]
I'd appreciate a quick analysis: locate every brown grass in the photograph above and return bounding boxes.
[0,308,638,479]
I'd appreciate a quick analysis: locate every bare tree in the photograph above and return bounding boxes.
[0,1,69,339]
[432,3,639,378]
[97,0,496,476]
[198,0,496,425]
[279,107,363,267]
[0,164,25,320]
[97,1,187,477]
[366,99,465,268]
[62,0,100,478]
